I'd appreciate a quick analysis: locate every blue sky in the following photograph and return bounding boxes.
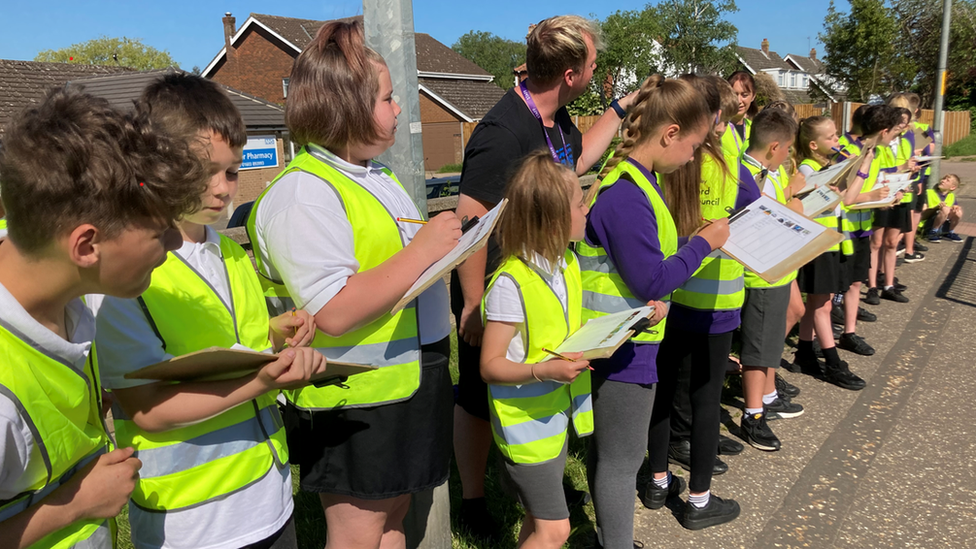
[0,1,836,71]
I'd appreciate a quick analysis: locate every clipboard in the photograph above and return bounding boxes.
[913,126,934,152]
[721,195,844,283]
[800,185,843,218]
[794,154,862,195]
[391,199,509,314]
[124,346,376,388]
[846,172,915,210]
[552,306,657,360]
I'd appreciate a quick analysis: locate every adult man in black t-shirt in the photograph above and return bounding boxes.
[450,14,637,538]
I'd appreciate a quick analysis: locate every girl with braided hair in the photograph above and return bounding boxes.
[577,75,729,545]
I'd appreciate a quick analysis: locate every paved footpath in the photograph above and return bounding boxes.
[632,160,976,548]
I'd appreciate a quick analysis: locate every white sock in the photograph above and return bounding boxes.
[763,391,778,405]
[689,491,710,509]
[745,407,763,415]
[653,471,671,489]
[885,285,894,291]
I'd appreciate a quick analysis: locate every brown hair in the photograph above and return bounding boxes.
[526,15,603,86]
[665,74,731,236]
[710,76,739,125]
[905,92,922,118]
[727,71,758,117]
[795,116,834,167]
[762,100,797,122]
[286,20,386,149]
[497,150,575,267]
[747,107,797,153]
[595,75,710,195]
[886,92,912,111]
[0,87,207,256]
[138,73,247,150]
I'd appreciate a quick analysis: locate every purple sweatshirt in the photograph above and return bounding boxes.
[584,159,712,385]
[667,165,761,334]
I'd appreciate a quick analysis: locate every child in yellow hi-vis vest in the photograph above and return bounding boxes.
[0,88,208,548]
[480,151,595,549]
[93,75,326,549]
[923,174,964,242]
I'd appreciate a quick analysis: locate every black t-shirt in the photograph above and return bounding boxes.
[458,88,584,207]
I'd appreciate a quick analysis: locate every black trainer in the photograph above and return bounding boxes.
[837,332,875,356]
[864,287,881,305]
[775,372,800,398]
[740,412,781,451]
[792,352,824,378]
[640,473,686,510]
[717,434,744,456]
[903,251,925,263]
[823,360,866,391]
[765,397,804,420]
[682,494,741,530]
[915,242,929,252]
[668,440,728,475]
[457,497,501,542]
[830,303,845,326]
[881,287,909,303]
[857,306,877,322]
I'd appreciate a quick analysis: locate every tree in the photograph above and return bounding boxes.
[595,10,665,102]
[651,0,740,76]
[35,36,177,70]
[753,71,784,108]
[818,0,915,102]
[452,31,526,89]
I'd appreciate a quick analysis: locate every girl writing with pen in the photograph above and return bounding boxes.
[479,151,610,549]
[577,75,729,542]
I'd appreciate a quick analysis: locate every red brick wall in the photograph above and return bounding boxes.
[419,93,461,123]
[211,26,296,105]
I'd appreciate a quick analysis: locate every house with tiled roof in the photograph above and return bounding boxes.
[201,12,507,170]
[735,39,839,104]
[0,59,131,138]
[69,68,288,204]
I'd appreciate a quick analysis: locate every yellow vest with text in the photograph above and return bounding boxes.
[577,161,676,345]
[741,158,797,288]
[115,234,288,512]
[247,147,422,411]
[670,153,745,312]
[799,158,842,253]
[483,252,593,464]
[0,329,113,549]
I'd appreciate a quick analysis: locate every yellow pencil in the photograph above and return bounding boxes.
[396,217,427,225]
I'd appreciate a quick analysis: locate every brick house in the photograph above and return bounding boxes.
[71,68,289,205]
[201,12,506,171]
[736,39,840,105]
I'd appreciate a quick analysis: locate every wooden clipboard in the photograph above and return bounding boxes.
[125,346,376,387]
[553,306,657,360]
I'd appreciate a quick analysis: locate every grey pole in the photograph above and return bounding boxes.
[364,0,428,214]
[364,5,452,549]
[929,0,953,184]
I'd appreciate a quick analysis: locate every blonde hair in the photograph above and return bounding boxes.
[592,75,710,203]
[526,15,603,86]
[886,93,912,110]
[286,21,386,149]
[795,116,835,167]
[497,150,576,267]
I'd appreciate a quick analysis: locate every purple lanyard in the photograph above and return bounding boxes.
[519,80,573,167]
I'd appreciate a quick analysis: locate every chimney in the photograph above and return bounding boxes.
[761,38,770,56]
[809,48,817,61]
[223,12,236,65]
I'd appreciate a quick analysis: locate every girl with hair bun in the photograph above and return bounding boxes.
[578,75,731,542]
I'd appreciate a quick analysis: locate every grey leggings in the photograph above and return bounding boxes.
[586,377,656,549]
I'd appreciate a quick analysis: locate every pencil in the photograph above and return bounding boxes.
[291,307,296,317]
[541,348,595,370]
[396,217,427,225]
[831,147,852,159]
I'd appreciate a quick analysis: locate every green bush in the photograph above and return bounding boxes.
[944,133,976,157]
[437,163,463,173]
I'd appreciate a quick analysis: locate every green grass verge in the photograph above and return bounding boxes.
[945,133,976,157]
[114,331,601,549]
[436,163,463,173]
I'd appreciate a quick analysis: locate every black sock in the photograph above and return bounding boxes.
[822,346,841,366]
[798,339,814,357]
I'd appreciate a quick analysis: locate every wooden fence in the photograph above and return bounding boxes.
[462,104,970,152]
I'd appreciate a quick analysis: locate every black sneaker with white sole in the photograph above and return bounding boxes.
[740,412,781,451]
[903,252,925,263]
[765,397,804,420]
[682,494,741,530]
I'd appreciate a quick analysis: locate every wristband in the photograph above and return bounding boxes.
[610,99,626,119]
[530,364,544,383]
[856,171,869,179]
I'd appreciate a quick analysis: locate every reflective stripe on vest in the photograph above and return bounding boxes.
[721,118,751,159]
[577,161,676,344]
[248,147,422,411]
[483,252,593,464]
[672,153,745,311]
[116,234,288,512]
[894,135,916,203]
[0,324,113,549]
[740,157,798,287]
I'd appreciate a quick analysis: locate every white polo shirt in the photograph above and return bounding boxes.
[93,226,292,549]
[250,144,451,345]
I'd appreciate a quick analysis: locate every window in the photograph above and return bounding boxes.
[282,78,290,98]
[789,73,797,88]
[802,75,809,88]
[777,73,784,86]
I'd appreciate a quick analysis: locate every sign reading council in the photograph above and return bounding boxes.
[241,136,279,170]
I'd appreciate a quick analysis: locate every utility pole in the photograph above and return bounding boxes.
[364,0,428,214]
[363,4,451,549]
[929,0,952,184]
